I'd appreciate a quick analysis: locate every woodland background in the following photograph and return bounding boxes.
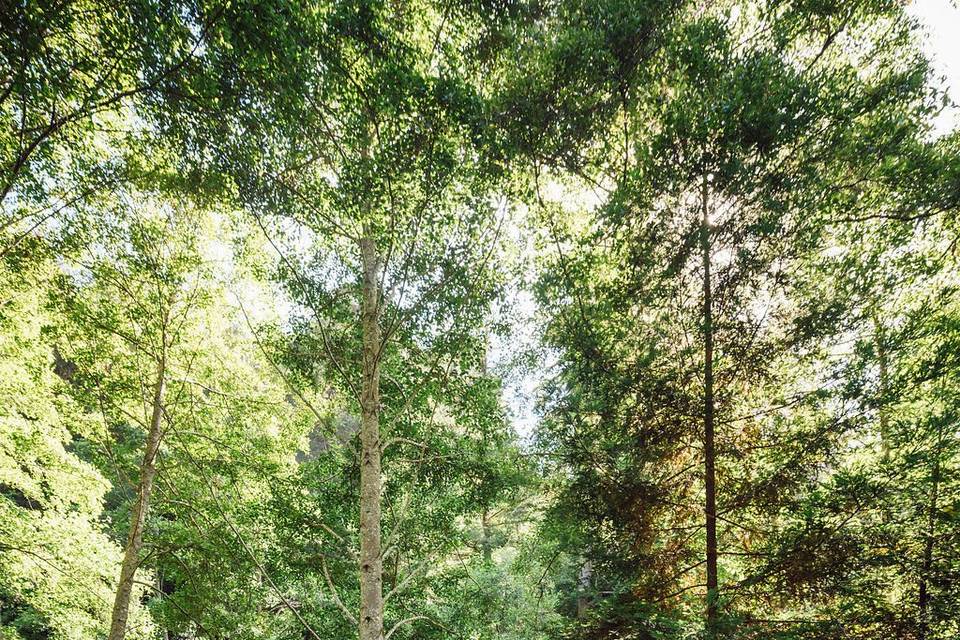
[2,1,960,639]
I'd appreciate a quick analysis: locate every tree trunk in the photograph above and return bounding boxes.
[918,429,942,640]
[874,316,894,525]
[481,508,493,564]
[874,316,890,462]
[701,172,719,637]
[576,558,593,619]
[479,342,493,565]
[359,235,384,640]
[108,358,166,640]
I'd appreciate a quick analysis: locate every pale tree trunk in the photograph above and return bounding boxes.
[576,558,593,619]
[481,508,493,564]
[359,235,384,640]
[479,343,493,565]
[108,357,166,640]
[700,172,719,637]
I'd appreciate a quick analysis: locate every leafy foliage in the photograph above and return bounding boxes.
[0,1,958,639]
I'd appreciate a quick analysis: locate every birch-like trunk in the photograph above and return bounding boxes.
[359,235,384,640]
[576,558,593,619]
[481,508,492,564]
[108,358,166,640]
[875,316,894,525]
[700,172,719,637]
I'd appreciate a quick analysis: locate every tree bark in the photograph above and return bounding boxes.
[359,235,384,640]
[918,428,942,640]
[481,508,493,564]
[576,558,593,619]
[701,172,719,637]
[108,358,166,640]
[874,316,890,462]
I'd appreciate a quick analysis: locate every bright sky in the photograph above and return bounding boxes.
[909,0,960,135]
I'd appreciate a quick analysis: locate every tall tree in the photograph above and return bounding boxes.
[58,194,312,639]
[62,198,211,640]
[152,1,526,637]
[700,171,718,636]
[0,236,155,640]
[526,0,959,636]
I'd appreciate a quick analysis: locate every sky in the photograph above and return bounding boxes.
[909,0,960,135]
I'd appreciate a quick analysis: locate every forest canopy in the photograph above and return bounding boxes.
[1,0,959,639]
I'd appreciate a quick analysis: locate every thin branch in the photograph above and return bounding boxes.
[384,557,433,604]
[172,436,324,640]
[385,616,428,640]
[321,555,358,626]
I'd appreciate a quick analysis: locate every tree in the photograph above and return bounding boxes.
[148,2,530,637]
[525,0,959,636]
[0,236,154,640]
[784,175,960,638]
[2,2,959,640]
[57,193,314,639]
